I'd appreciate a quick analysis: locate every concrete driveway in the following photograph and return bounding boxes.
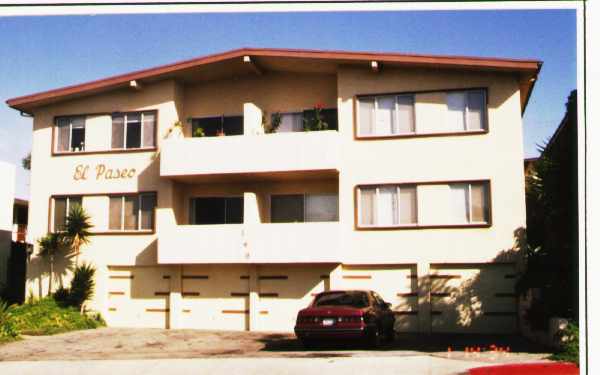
[0,328,552,374]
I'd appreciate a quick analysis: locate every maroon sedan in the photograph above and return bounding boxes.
[294,290,395,348]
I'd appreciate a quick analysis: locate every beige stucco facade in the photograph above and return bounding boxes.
[19,54,529,334]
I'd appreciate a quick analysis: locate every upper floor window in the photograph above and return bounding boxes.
[52,196,82,232]
[55,117,86,153]
[109,193,156,231]
[357,185,417,227]
[111,111,156,150]
[189,197,243,224]
[270,194,338,223]
[357,95,415,137]
[270,108,338,133]
[446,89,487,132]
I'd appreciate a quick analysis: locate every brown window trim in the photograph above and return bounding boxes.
[353,87,489,140]
[48,191,158,234]
[51,110,159,157]
[353,179,492,231]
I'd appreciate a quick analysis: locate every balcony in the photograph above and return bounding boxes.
[157,222,340,264]
[160,131,340,182]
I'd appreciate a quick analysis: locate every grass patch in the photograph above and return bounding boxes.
[8,297,105,336]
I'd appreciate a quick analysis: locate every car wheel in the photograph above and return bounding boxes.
[385,326,395,342]
[368,326,382,349]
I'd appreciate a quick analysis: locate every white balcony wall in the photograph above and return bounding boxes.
[160,130,340,177]
[158,222,340,264]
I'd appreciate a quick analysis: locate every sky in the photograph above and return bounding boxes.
[0,9,576,199]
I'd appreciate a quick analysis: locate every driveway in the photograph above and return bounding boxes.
[0,328,553,374]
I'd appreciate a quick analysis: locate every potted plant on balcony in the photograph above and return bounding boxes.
[193,126,205,137]
[263,111,282,134]
[303,103,328,132]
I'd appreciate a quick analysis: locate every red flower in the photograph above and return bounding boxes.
[315,102,324,110]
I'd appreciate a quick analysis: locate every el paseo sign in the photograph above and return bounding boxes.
[74,164,137,181]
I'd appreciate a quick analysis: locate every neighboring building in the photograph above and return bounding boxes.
[0,161,16,292]
[12,198,28,243]
[6,48,541,333]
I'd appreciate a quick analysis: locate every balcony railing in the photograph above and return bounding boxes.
[158,222,340,264]
[160,131,340,179]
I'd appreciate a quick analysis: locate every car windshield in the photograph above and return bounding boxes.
[313,292,369,308]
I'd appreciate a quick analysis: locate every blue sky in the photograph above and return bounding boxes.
[0,10,576,199]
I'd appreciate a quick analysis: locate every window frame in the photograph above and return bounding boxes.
[51,111,158,157]
[111,111,157,150]
[354,180,491,230]
[356,184,418,229]
[48,192,157,235]
[356,94,416,138]
[269,193,339,223]
[354,87,488,140]
[188,195,244,225]
[50,196,82,232]
[54,116,86,154]
[108,192,157,232]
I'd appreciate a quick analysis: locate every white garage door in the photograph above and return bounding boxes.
[257,265,335,332]
[106,266,170,328]
[430,263,517,334]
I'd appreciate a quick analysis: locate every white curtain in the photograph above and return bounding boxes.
[467,91,485,131]
[278,113,303,133]
[449,184,469,223]
[359,98,375,135]
[396,96,415,134]
[377,187,398,226]
[359,188,376,225]
[446,92,467,131]
[376,96,395,135]
[399,186,417,224]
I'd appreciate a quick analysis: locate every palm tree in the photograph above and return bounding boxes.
[65,204,93,266]
[38,232,65,296]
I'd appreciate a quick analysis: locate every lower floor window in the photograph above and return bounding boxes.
[109,193,157,231]
[52,196,82,232]
[270,194,338,223]
[189,197,243,224]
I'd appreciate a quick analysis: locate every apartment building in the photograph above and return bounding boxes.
[6,48,541,334]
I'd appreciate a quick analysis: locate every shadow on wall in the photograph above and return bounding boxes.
[412,227,526,334]
[26,247,75,299]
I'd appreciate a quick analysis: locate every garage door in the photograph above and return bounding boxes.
[430,263,517,334]
[340,264,419,332]
[181,265,250,331]
[106,266,170,328]
[256,265,335,332]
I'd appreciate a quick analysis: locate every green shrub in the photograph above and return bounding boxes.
[53,286,71,307]
[69,263,96,309]
[10,297,104,336]
[550,321,579,366]
[0,301,20,342]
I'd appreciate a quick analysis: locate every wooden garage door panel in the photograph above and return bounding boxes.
[107,266,168,328]
[341,265,419,332]
[430,264,517,333]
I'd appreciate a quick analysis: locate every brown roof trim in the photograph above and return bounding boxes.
[6,47,542,113]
